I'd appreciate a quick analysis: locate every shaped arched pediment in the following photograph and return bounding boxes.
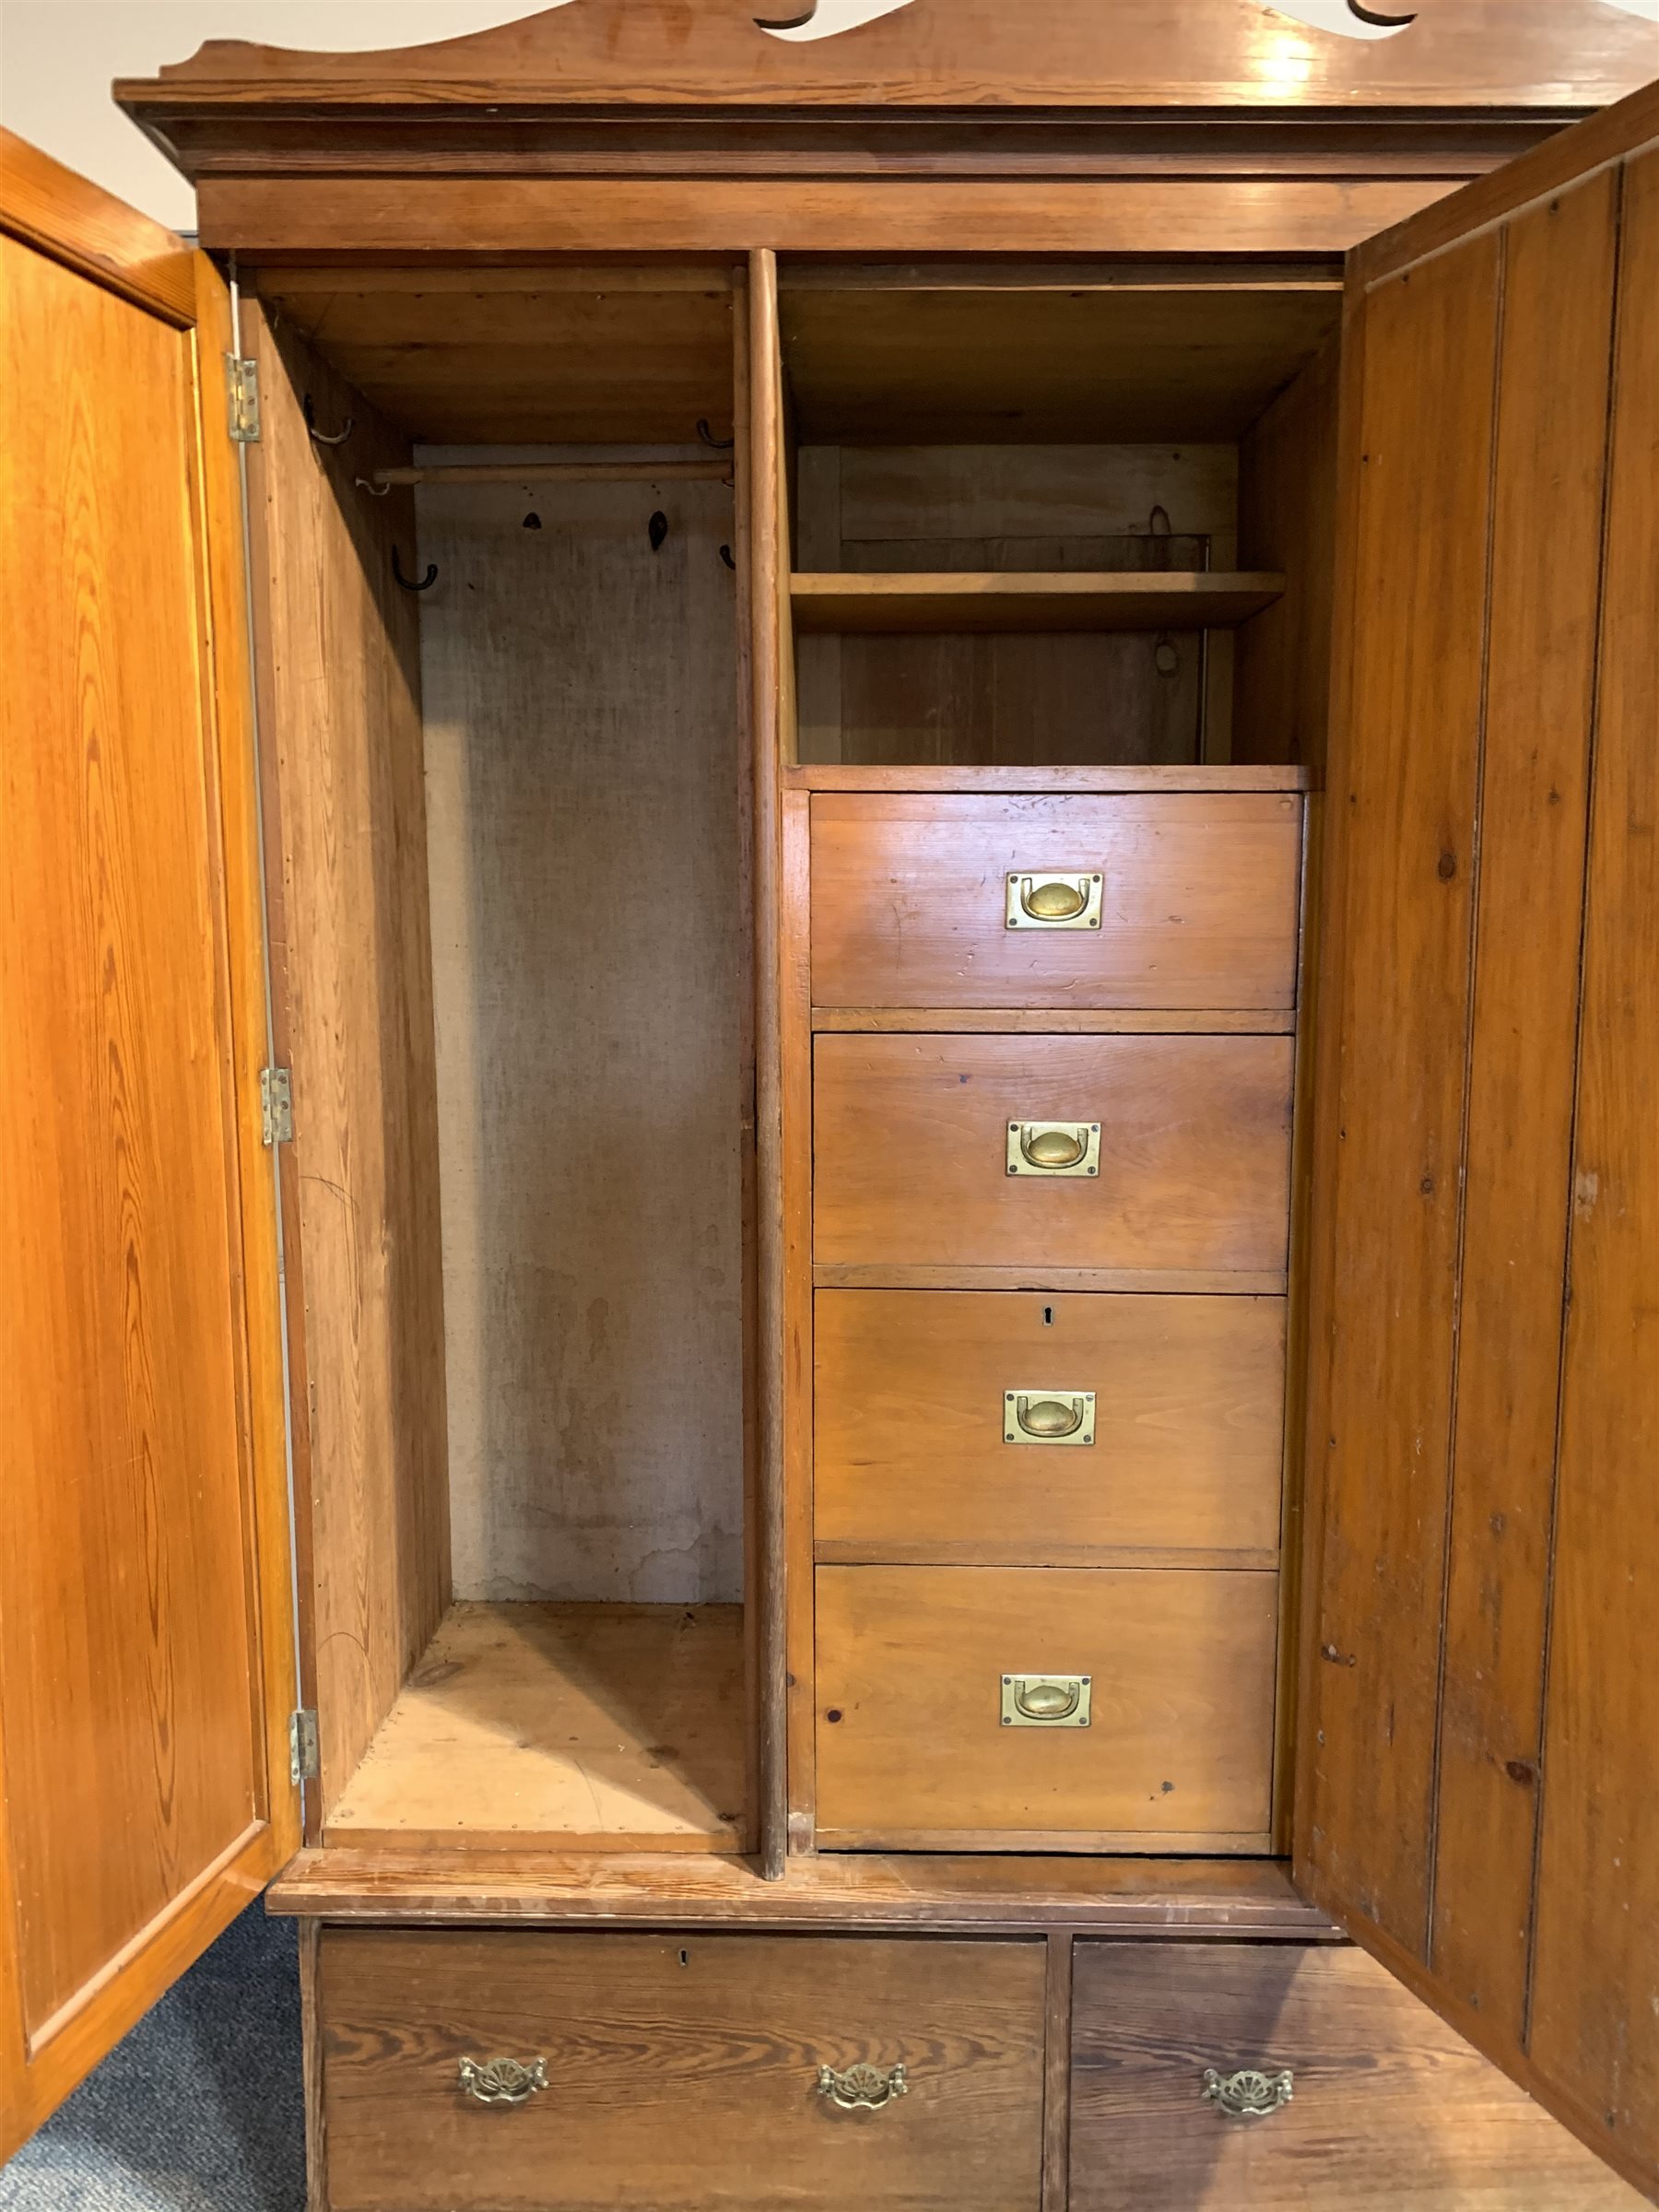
[128,0,1656,111]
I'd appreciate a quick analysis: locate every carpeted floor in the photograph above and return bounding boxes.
[0,1903,306,2211]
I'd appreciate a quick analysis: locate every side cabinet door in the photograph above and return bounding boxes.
[0,132,298,2156]
[1300,80,1659,2198]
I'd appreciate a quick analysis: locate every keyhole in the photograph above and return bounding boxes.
[678,1948,689,1967]
[1042,1305,1055,1326]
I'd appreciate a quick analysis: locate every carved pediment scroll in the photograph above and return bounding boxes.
[125,0,1659,113]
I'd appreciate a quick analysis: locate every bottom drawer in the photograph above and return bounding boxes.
[815,1564,1277,1849]
[317,1927,1045,2211]
[1070,1942,1642,2208]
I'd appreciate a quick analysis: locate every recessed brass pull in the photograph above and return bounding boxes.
[458,2056,549,2106]
[1202,2065,1294,2119]
[817,2060,908,2111]
[1006,1390,1096,1446]
[1001,1673,1091,1727]
[1006,870,1103,930]
[1006,1121,1100,1178]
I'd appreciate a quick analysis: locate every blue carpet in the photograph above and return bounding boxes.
[0,1904,305,2210]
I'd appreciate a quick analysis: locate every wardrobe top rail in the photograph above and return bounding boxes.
[116,0,1653,122]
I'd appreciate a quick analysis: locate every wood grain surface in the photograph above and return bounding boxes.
[1071,1943,1645,2209]
[810,794,1302,1010]
[242,310,452,1815]
[814,1034,1293,1277]
[318,1927,1045,2211]
[815,1567,1277,1848]
[123,0,1659,112]
[325,1604,747,1853]
[0,208,294,2157]
[792,571,1283,634]
[814,1290,1285,1567]
[1528,142,1659,2183]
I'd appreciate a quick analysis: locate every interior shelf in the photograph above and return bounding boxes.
[326,1603,747,1853]
[790,570,1286,635]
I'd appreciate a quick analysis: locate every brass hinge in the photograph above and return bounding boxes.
[289,1709,320,1786]
[260,1065,294,1146]
[226,353,262,442]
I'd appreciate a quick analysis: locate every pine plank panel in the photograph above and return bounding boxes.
[0,235,265,2041]
[788,766,1310,794]
[1429,171,1618,2039]
[324,1603,747,1854]
[1234,337,1340,774]
[1071,1943,1646,2209]
[0,125,195,324]
[1300,230,1502,1958]
[814,1291,1285,1566]
[317,1928,1045,2212]
[809,793,1302,1011]
[242,312,451,1815]
[1529,144,1659,2180]
[814,1034,1293,1277]
[816,1566,1276,1849]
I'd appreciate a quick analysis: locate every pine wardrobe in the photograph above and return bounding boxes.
[3,2,1658,2203]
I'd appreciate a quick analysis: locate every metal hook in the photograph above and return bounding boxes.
[697,419,736,452]
[719,545,736,571]
[1153,631,1181,678]
[303,393,355,448]
[648,512,669,553]
[355,477,392,499]
[393,546,439,593]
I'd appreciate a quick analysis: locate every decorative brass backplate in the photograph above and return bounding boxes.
[458,2055,549,2106]
[1005,1389,1096,1445]
[1001,1673,1092,1727]
[1006,870,1104,930]
[1201,2065,1294,2119]
[817,2060,909,2111]
[1006,1121,1101,1177]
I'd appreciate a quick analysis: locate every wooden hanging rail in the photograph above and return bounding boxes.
[371,462,733,487]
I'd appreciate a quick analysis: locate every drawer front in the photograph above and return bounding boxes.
[319,1927,1045,2212]
[1070,1943,1642,2209]
[814,1034,1293,1278]
[815,1565,1277,1849]
[810,793,1302,1011]
[815,1289,1286,1565]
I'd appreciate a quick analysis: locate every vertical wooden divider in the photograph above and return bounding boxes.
[748,248,790,1877]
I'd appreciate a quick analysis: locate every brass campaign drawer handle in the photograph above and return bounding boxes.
[458,2056,549,2106]
[1006,1390,1096,1445]
[1202,2065,1294,2119]
[1002,1673,1092,1727]
[1006,870,1103,930]
[1007,1120,1100,1177]
[818,2060,908,2111]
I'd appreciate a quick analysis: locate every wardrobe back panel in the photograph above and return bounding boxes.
[245,311,452,1813]
[418,458,746,1603]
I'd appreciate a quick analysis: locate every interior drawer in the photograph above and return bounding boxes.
[814,1564,1277,1850]
[318,1927,1046,2212]
[809,792,1302,1010]
[815,1288,1286,1566]
[813,1033,1294,1279]
[1070,1942,1643,2208]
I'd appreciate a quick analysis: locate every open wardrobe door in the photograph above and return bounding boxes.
[1299,76,1659,2200]
[0,132,299,2157]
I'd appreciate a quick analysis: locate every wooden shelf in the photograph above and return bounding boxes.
[790,571,1286,635]
[326,1602,747,1853]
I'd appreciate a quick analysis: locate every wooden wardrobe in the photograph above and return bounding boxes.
[3,3,1658,2203]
